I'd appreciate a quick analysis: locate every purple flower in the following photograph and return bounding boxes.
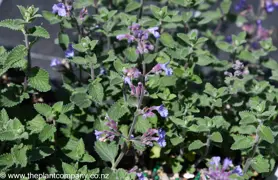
[160,63,173,76]
[154,105,168,118]
[232,165,243,176]
[141,129,159,146]
[123,67,141,78]
[210,156,221,168]
[136,172,145,180]
[52,3,67,17]
[157,129,166,147]
[100,67,106,75]
[65,43,74,58]
[79,8,88,20]
[206,157,243,179]
[124,77,132,86]
[94,130,103,140]
[225,35,232,44]
[234,0,247,11]
[148,27,160,38]
[50,58,62,67]
[116,34,135,43]
[151,63,173,76]
[265,0,275,13]
[222,158,233,170]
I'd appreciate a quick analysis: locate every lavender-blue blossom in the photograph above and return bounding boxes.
[52,3,67,17]
[65,43,74,58]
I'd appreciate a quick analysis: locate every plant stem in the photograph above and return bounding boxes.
[243,126,260,173]
[194,134,211,167]
[90,63,95,80]
[137,0,144,21]
[23,32,31,91]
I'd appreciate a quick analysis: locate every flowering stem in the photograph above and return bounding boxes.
[23,31,31,91]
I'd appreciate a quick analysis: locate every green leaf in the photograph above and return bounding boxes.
[76,139,86,158]
[81,153,96,163]
[62,162,77,174]
[123,47,138,62]
[27,115,46,134]
[231,136,254,150]
[34,103,52,117]
[0,19,25,31]
[135,116,152,133]
[39,124,56,142]
[42,11,62,24]
[239,111,257,125]
[29,146,55,161]
[258,125,274,144]
[107,100,129,121]
[73,0,94,9]
[215,41,234,53]
[188,140,206,151]
[88,82,104,104]
[0,153,14,168]
[251,155,270,173]
[28,67,51,92]
[0,109,9,128]
[11,144,28,167]
[28,26,50,39]
[150,146,161,158]
[6,45,27,66]
[220,0,232,14]
[210,132,223,143]
[70,93,92,109]
[70,56,88,65]
[94,141,118,164]
[125,1,141,12]
[170,136,185,146]
[58,33,70,49]
[160,32,176,48]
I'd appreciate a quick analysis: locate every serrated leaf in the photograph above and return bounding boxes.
[62,162,77,174]
[231,136,254,150]
[70,93,92,109]
[215,41,233,53]
[123,47,138,62]
[0,109,9,128]
[28,26,50,39]
[251,155,270,173]
[170,136,185,146]
[94,141,118,164]
[188,140,205,151]
[34,103,52,117]
[28,67,51,92]
[27,115,46,134]
[11,144,28,167]
[39,124,56,142]
[0,153,14,168]
[239,111,257,125]
[42,11,62,24]
[258,125,274,144]
[107,100,129,121]
[160,32,176,48]
[210,132,223,143]
[76,139,86,158]
[135,116,152,133]
[0,19,25,31]
[125,1,141,12]
[220,0,232,14]
[88,82,104,104]
[81,153,96,163]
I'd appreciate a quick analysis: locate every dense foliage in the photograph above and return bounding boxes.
[0,0,278,179]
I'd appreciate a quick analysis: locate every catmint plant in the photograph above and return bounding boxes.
[1,0,278,179]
